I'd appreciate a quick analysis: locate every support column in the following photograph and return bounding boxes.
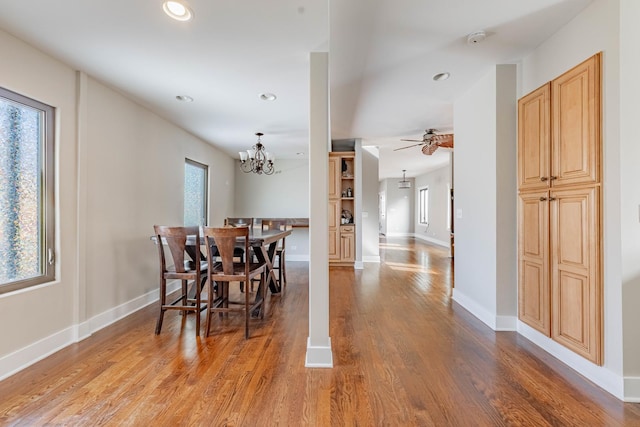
[306,51,333,368]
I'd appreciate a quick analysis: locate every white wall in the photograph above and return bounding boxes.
[234,158,310,260]
[0,28,236,379]
[519,0,630,399]
[414,163,451,247]
[453,69,499,321]
[619,0,640,397]
[361,148,380,261]
[83,77,235,318]
[383,177,414,236]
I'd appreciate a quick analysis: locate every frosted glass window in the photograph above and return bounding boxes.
[184,159,208,226]
[0,87,55,294]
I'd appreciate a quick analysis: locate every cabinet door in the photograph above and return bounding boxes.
[518,84,551,191]
[551,53,600,187]
[328,156,341,199]
[328,229,340,260]
[518,191,550,335]
[341,231,355,262]
[550,186,601,364]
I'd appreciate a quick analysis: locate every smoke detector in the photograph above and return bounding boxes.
[467,30,487,45]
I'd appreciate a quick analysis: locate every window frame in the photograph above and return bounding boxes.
[0,86,56,295]
[418,186,429,225]
[183,158,209,227]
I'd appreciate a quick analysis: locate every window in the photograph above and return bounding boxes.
[0,87,55,294]
[419,187,429,224]
[184,159,208,226]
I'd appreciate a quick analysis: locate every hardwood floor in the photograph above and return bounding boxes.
[1,237,639,426]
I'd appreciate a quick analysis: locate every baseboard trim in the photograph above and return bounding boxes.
[0,327,76,382]
[354,261,364,270]
[517,321,625,401]
[451,289,516,332]
[362,256,381,263]
[624,377,640,402]
[0,281,179,382]
[413,233,449,248]
[287,254,310,262]
[305,337,333,368]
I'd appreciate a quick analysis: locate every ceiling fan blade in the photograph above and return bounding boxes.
[394,142,425,151]
[400,138,425,142]
[432,133,454,148]
[421,144,439,155]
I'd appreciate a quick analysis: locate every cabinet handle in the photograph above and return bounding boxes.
[539,197,548,201]
[550,176,557,180]
[549,197,557,201]
[540,176,548,182]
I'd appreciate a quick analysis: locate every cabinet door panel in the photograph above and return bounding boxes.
[328,156,341,199]
[552,54,600,187]
[341,232,355,262]
[518,84,550,191]
[550,186,601,364]
[328,229,339,260]
[518,191,550,335]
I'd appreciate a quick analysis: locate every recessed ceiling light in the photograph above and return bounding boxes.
[163,1,193,22]
[433,72,450,82]
[176,95,193,102]
[260,93,277,101]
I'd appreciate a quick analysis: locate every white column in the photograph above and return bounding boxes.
[306,52,333,367]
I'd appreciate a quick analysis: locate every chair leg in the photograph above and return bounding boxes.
[205,279,213,337]
[260,272,266,320]
[245,278,250,339]
[155,278,166,335]
[194,280,200,336]
[281,254,286,289]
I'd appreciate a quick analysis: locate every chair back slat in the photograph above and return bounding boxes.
[204,226,249,275]
[154,225,200,273]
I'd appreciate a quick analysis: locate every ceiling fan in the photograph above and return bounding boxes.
[394,129,454,155]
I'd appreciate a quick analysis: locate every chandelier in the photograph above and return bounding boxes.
[238,132,275,175]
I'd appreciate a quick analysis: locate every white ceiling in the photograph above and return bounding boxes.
[0,0,592,180]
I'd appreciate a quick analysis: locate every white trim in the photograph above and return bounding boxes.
[625,377,640,402]
[0,326,75,381]
[354,261,364,270]
[0,281,178,382]
[413,233,449,248]
[305,337,333,368]
[362,256,381,263]
[517,321,625,401]
[287,254,310,262]
[452,288,497,330]
[385,232,414,238]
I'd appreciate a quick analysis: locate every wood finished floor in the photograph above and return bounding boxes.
[1,237,639,426]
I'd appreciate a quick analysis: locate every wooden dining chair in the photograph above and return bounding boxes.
[153,225,207,337]
[261,219,288,290]
[202,226,266,339]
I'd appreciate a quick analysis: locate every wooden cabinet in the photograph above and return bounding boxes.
[328,152,356,266]
[340,225,355,262]
[550,186,601,362]
[517,53,602,365]
[518,191,550,335]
